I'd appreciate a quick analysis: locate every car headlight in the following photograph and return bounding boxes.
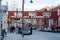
[29,30,30,33]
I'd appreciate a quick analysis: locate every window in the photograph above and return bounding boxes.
[43,12,51,18]
[57,9,60,15]
[29,12,36,18]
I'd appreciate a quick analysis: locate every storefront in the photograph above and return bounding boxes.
[8,10,58,30]
[8,11,38,28]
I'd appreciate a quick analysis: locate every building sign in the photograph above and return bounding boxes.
[17,12,22,18]
[14,12,22,18]
[8,11,52,19]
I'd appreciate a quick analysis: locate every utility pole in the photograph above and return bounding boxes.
[22,0,24,38]
[21,0,33,38]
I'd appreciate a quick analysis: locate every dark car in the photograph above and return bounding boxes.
[23,27,31,35]
[20,23,32,35]
[20,27,32,35]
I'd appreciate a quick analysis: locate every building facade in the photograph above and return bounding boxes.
[8,5,60,30]
[7,10,57,28]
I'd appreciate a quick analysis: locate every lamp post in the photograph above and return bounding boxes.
[22,0,33,38]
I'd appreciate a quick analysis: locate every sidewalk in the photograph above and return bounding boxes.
[0,36,2,40]
[39,28,60,33]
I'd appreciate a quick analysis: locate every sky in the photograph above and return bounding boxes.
[1,0,60,11]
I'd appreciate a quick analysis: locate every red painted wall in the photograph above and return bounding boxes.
[36,11,43,16]
[8,11,58,19]
[50,11,57,19]
[8,11,14,18]
[23,11,28,16]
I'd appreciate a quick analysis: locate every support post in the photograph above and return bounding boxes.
[22,0,24,38]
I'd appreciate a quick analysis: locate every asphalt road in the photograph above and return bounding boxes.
[4,30,60,40]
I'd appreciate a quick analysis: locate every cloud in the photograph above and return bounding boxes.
[24,4,51,11]
[55,1,60,5]
[2,0,60,11]
[8,4,52,11]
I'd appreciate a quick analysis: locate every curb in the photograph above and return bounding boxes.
[40,30,60,33]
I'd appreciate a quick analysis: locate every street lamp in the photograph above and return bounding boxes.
[30,0,33,3]
[22,0,33,38]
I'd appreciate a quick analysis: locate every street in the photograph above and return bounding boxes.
[0,0,60,40]
[4,30,60,40]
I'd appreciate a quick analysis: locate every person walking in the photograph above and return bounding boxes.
[51,23,55,31]
[28,23,33,34]
[1,22,8,38]
[10,26,15,33]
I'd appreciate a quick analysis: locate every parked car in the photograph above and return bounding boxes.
[20,27,32,35]
[32,25,37,30]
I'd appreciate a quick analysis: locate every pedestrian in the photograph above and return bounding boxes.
[42,24,46,30]
[51,23,55,31]
[1,29,7,38]
[1,22,8,38]
[28,23,33,34]
[10,26,15,33]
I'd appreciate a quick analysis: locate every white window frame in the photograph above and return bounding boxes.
[43,12,51,18]
[29,12,36,18]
